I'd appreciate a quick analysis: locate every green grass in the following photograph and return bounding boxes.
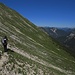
[0,3,75,75]
[7,50,68,75]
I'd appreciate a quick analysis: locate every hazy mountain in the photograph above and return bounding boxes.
[64,32,75,52]
[0,3,75,75]
[40,27,75,56]
[40,27,69,38]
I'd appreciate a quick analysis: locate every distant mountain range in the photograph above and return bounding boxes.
[0,3,75,75]
[40,27,75,56]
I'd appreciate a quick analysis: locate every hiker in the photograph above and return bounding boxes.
[0,53,1,59]
[0,51,2,59]
[1,36,8,52]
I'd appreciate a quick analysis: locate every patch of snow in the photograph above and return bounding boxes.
[69,33,75,37]
[50,28,57,33]
[66,33,75,40]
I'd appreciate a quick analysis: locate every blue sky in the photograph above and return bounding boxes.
[0,0,75,28]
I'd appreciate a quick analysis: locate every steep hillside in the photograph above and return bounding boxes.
[0,3,75,75]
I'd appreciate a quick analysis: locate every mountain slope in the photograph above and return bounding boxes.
[40,27,69,38]
[0,3,75,75]
[40,27,75,56]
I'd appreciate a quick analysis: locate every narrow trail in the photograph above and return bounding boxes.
[0,53,9,69]
[8,46,70,75]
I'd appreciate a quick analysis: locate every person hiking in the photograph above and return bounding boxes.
[1,36,8,52]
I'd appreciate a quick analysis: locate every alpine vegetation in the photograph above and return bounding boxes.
[0,3,75,75]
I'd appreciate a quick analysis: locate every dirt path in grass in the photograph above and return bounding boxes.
[0,53,9,69]
[7,45,72,75]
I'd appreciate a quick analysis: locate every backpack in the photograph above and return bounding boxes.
[2,38,7,45]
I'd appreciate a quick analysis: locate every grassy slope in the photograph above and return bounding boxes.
[0,3,75,75]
